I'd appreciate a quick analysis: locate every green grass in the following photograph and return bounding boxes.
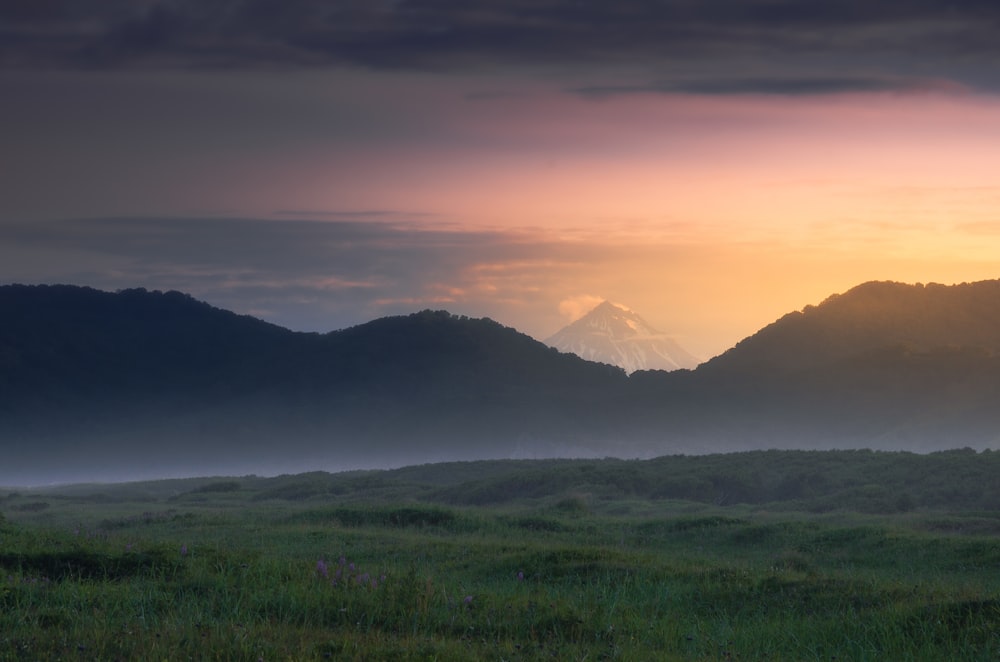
[2,458,1000,660]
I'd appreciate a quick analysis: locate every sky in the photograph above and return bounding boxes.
[3,1,1000,360]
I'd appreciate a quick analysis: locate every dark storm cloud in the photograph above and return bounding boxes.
[3,1,999,91]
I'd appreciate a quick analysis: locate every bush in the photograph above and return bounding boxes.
[192,481,241,493]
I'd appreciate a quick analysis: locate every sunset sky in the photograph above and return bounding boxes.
[3,2,1000,359]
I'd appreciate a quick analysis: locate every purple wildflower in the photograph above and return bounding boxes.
[516,571,525,582]
[316,559,329,579]
[463,595,474,605]
[180,544,188,557]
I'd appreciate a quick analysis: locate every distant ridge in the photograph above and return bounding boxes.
[545,301,699,373]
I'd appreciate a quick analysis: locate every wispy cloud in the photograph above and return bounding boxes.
[572,76,968,98]
[558,295,607,324]
[0,215,588,334]
[271,209,441,222]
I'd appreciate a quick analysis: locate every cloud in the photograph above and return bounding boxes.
[271,209,437,220]
[558,295,606,324]
[572,76,969,98]
[2,1,999,93]
[0,215,597,334]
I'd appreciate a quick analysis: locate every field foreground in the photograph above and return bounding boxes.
[2,451,999,660]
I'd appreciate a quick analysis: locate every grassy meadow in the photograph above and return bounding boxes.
[2,450,999,660]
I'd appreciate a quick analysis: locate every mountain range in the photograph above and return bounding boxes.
[544,301,699,373]
[2,280,999,484]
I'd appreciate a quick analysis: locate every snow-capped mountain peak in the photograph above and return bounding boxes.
[544,301,700,373]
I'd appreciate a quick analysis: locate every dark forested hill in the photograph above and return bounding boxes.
[0,285,629,483]
[700,280,1000,375]
[0,284,625,401]
[0,284,299,401]
[2,281,1000,485]
[670,280,1000,451]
